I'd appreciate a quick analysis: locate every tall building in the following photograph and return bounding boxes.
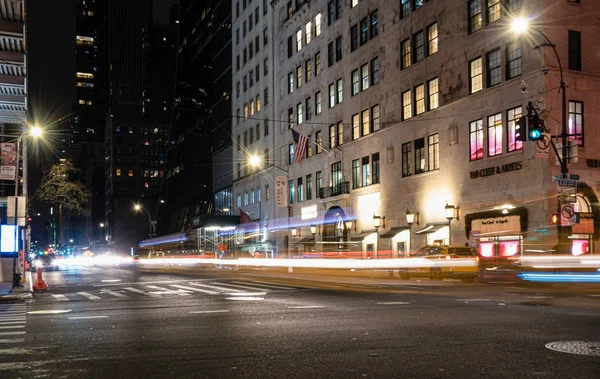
[233,0,600,258]
[104,0,173,252]
[157,0,231,235]
[231,0,277,256]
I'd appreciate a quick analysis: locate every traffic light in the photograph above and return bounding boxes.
[515,117,527,142]
[573,212,580,224]
[551,214,559,225]
[528,118,545,141]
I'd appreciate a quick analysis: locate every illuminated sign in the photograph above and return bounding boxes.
[471,215,520,234]
[1,225,18,253]
[301,205,318,220]
[469,161,522,179]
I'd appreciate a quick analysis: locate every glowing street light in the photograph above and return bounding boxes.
[99,222,105,228]
[510,16,530,35]
[134,204,141,211]
[249,154,261,167]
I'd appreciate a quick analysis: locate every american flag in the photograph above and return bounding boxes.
[292,129,309,164]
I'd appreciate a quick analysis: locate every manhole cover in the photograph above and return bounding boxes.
[545,341,600,356]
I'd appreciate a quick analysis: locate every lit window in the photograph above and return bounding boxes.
[361,64,369,91]
[78,99,86,105]
[256,95,261,112]
[427,23,438,55]
[305,22,312,44]
[415,84,425,115]
[428,78,439,110]
[568,101,584,146]
[315,13,322,36]
[487,0,500,24]
[402,90,412,120]
[352,0,359,7]
[116,169,121,176]
[470,119,484,161]
[468,0,483,34]
[428,134,439,171]
[76,82,95,88]
[470,57,483,93]
[296,29,302,51]
[487,113,503,156]
[129,170,134,177]
[76,72,94,79]
[76,36,94,46]
[507,106,523,152]
[401,39,411,70]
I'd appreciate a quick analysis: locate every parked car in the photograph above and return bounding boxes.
[398,245,479,282]
[32,254,60,271]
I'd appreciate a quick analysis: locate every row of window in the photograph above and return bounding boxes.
[352,105,380,140]
[402,134,440,177]
[238,186,262,208]
[239,4,261,39]
[401,22,438,70]
[239,88,269,121]
[327,0,343,26]
[237,118,270,150]
[469,41,521,94]
[237,28,268,70]
[352,153,380,189]
[288,13,323,58]
[114,126,168,135]
[467,0,521,35]
[350,9,378,52]
[238,57,268,96]
[288,52,322,94]
[115,169,164,178]
[401,77,439,120]
[235,0,268,19]
[400,0,426,19]
[351,57,379,96]
[289,172,323,205]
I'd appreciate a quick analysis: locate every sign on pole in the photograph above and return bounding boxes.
[535,133,551,159]
[7,196,26,226]
[275,176,288,208]
[0,142,17,180]
[560,203,575,227]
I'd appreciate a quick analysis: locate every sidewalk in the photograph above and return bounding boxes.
[0,271,33,301]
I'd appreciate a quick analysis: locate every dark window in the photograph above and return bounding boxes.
[372,153,380,184]
[316,171,322,196]
[506,40,522,79]
[361,156,370,186]
[371,57,380,85]
[331,161,342,192]
[328,1,335,25]
[370,10,379,38]
[306,174,313,200]
[487,48,501,87]
[413,30,424,62]
[335,36,342,61]
[414,138,425,174]
[287,36,293,58]
[264,118,269,136]
[568,30,582,71]
[352,159,360,188]
[468,0,482,34]
[328,41,334,66]
[360,17,368,45]
[350,25,358,51]
[401,0,410,19]
[414,0,424,11]
[289,144,294,165]
[289,179,295,204]
[402,142,412,177]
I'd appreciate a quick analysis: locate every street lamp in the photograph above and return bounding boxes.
[406,209,420,257]
[511,17,568,176]
[99,222,105,228]
[310,225,317,253]
[133,203,155,238]
[445,202,460,245]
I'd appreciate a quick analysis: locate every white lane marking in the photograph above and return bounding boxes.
[52,294,69,301]
[0,326,25,329]
[189,282,242,292]
[123,287,155,296]
[0,331,25,336]
[169,285,219,295]
[68,316,108,320]
[101,279,122,282]
[214,282,275,292]
[0,339,24,343]
[231,281,299,290]
[523,296,554,299]
[377,302,411,305]
[226,292,267,296]
[188,310,230,314]
[287,305,325,309]
[101,289,129,298]
[0,307,26,310]
[0,322,26,325]
[93,279,198,287]
[77,292,101,300]
[27,310,71,315]
[146,286,192,296]
[225,297,265,301]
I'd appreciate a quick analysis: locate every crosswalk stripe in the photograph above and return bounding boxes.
[169,285,219,295]
[52,294,69,301]
[0,318,26,322]
[0,331,25,336]
[188,282,241,292]
[231,281,300,290]
[101,289,128,298]
[0,321,26,325]
[215,282,276,292]
[77,292,101,300]
[0,338,24,343]
[146,285,192,295]
[0,325,25,329]
[0,311,25,315]
[123,287,155,296]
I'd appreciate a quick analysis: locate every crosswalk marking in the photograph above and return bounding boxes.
[188,282,242,292]
[101,289,129,298]
[0,318,26,322]
[146,285,192,296]
[0,331,25,336]
[288,305,325,309]
[0,338,24,343]
[123,287,154,296]
[0,325,25,329]
[77,292,101,300]
[169,284,219,295]
[231,281,299,290]
[52,294,69,301]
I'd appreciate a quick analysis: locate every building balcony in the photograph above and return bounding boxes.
[319,182,350,199]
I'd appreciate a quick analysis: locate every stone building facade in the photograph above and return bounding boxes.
[234,0,600,257]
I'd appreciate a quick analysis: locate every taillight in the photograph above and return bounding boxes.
[445,255,452,260]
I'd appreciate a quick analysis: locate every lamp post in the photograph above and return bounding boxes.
[445,202,459,246]
[406,209,420,257]
[134,204,155,238]
[310,225,317,253]
[511,17,568,176]
[372,215,385,259]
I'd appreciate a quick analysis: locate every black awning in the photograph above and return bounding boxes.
[414,223,448,235]
[294,237,315,244]
[380,226,411,238]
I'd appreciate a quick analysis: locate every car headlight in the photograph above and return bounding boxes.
[51,260,57,266]
[34,260,42,267]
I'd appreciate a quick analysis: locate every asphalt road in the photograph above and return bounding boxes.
[1,265,599,378]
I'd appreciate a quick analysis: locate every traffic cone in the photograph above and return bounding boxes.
[33,267,48,291]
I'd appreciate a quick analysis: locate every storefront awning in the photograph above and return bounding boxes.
[350,231,376,241]
[415,223,448,235]
[380,226,411,238]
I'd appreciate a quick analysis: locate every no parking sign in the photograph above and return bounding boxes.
[561,204,575,226]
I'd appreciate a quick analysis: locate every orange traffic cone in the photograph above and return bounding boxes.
[33,267,48,291]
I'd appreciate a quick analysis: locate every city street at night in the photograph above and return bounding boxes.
[1,265,599,378]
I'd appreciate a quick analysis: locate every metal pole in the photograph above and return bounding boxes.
[448,221,452,246]
[14,137,20,196]
[22,137,28,284]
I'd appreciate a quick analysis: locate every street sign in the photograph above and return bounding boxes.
[570,174,580,180]
[557,179,577,187]
[535,133,551,159]
[558,195,576,203]
[552,174,566,182]
[560,203,575,226]
[573,213,594,234]
[558,186,577,194]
